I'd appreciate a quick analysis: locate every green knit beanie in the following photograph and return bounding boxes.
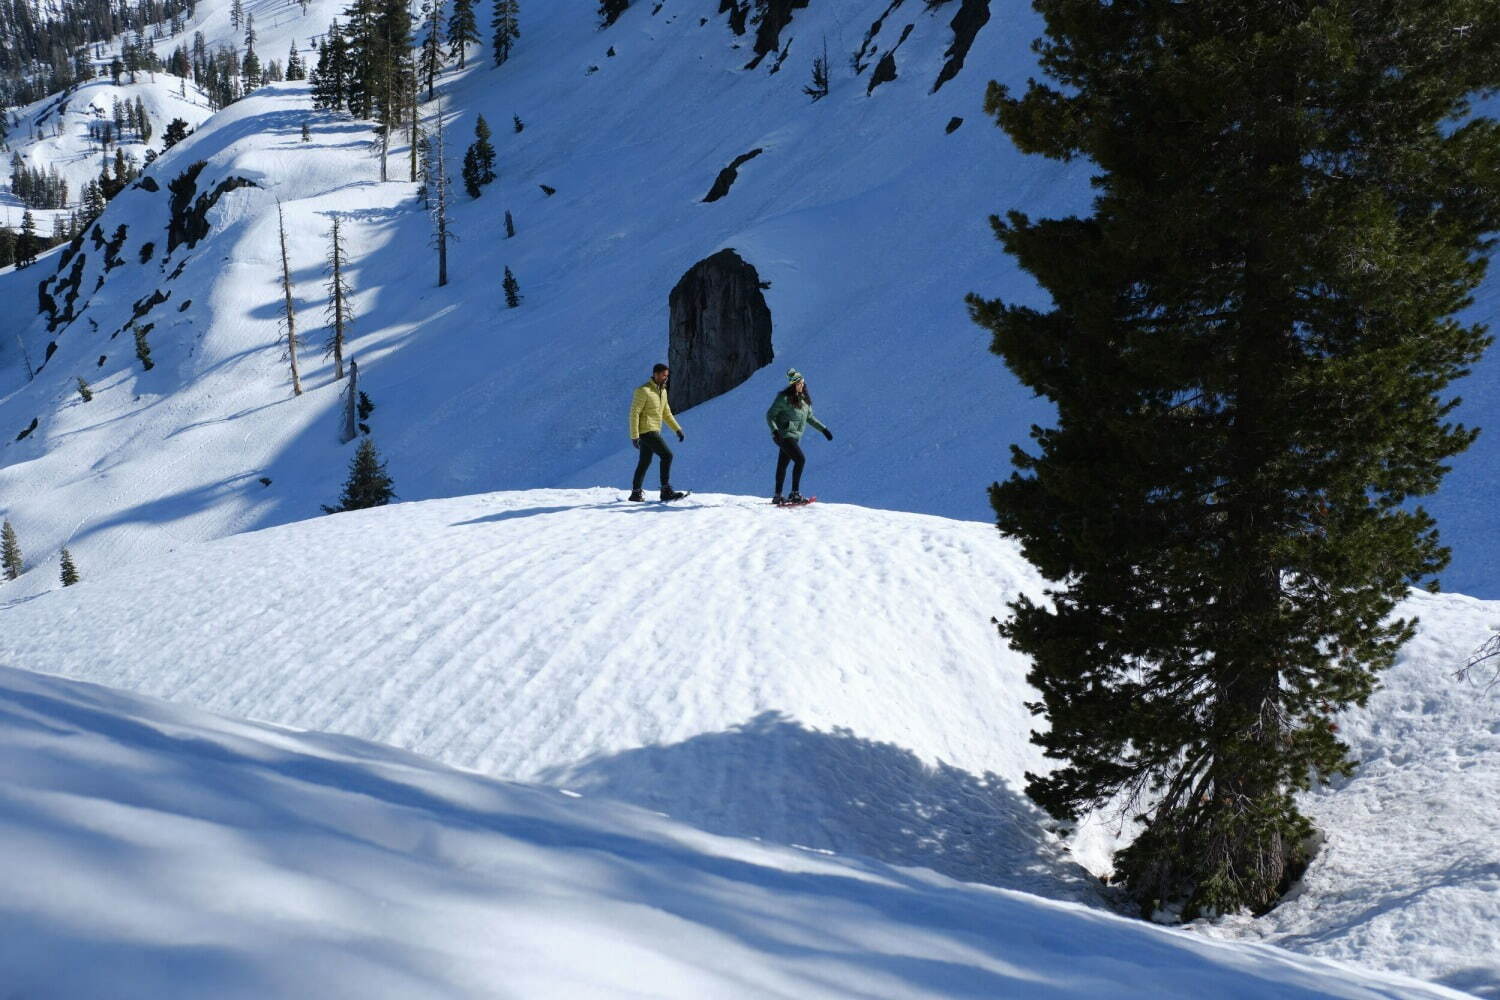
[786,368,804,385]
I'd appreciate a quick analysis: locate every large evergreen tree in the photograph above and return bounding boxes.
[971,1,1500,919]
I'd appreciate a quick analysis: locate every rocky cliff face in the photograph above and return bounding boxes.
[667,249,774,411]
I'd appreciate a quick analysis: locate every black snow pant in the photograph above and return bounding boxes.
[774,437,806,495]
[632,431,674,491]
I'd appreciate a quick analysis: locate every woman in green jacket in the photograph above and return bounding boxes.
[765,368,832,505]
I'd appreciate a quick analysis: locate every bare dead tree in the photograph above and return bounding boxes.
[340,358,360,442]
[276,199,303,396]
[324,215,353,380]
[431,97,452,287]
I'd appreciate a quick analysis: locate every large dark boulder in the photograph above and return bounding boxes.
[667,249,774,411]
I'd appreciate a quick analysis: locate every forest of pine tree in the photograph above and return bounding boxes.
[971,0,1500,919]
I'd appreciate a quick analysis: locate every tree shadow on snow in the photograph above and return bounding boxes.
[538,710,1107,905]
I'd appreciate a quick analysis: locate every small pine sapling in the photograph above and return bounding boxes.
[512,115,524,133]
[76,377,93,401]
[322,437,395,513]
[504,210,515,238]
[60,548,80,586]
[503,266,521,307]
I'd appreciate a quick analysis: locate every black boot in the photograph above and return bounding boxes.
[628,490,644,502]
[660,485,686,502]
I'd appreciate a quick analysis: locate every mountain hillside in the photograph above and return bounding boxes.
[3,74,215,235]
[4,0,1491,600]
[3,487,1497,995]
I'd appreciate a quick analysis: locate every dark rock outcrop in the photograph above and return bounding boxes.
[167,161,258,254]
[752,0,810,57]
[868,51,898,94]
[667,249,774,411]
[932,0,991,93]
[703,148,764,202]
[946,116,964,134]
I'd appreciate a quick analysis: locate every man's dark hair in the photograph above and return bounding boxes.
[652,363,669,373]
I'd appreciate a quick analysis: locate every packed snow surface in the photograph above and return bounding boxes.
[2,488,1498,994]
[0,660,1477,1000]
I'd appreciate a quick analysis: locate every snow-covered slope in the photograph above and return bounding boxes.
[0,488,1093,899]
[3,662,1470,1000]
[6,0,1490,598]
[2,488,1498,994]
[3,75,215,231]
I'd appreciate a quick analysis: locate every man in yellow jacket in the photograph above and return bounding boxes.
[628,363,687,501]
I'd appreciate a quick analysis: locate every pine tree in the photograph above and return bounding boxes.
[76,377,93,402]
[325,215,354,378]
[1,520,22,580]
[462,114,495,197]
[59,548,79,587]
[503,266,520,307]
[446,0,480,68]
[803,35,829,100]
[971,2,1500,919]
[162,117,191,149]
[323,437,395,512]
[491,0,519,67]
[512,114,523,133]
[310,21,351,112]
[504,209,514,238]
[287,43,306,81]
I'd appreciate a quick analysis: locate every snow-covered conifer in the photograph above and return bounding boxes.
[59,549,79,586]
[1,520,23,580]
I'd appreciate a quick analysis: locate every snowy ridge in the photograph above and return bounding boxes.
[0,660,1476,999]
[0,488,1095,900]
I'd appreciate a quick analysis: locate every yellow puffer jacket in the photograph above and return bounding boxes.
[629,381,683,439]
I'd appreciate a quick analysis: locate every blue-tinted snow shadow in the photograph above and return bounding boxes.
[538,710,1108,906]
[1,671,1365,1000]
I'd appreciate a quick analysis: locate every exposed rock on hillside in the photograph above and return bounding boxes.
[667,249,774,411]
[932,0,991,93]
[703,148,764,202]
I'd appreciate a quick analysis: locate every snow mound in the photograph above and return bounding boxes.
[0,662,1471,1000]
[0,488,1096,899]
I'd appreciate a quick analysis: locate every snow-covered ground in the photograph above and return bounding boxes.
[2,488,1497,995]
[0,656,1478,999]
[3,0,1491,600]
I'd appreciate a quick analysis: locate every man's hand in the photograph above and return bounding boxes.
[676,430,685,442]
[632,439,640,449]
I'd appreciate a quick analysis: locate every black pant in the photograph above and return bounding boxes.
[774,437,805,494]
[632,431,674,490]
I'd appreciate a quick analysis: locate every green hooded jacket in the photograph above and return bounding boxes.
[766,390,828,442]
